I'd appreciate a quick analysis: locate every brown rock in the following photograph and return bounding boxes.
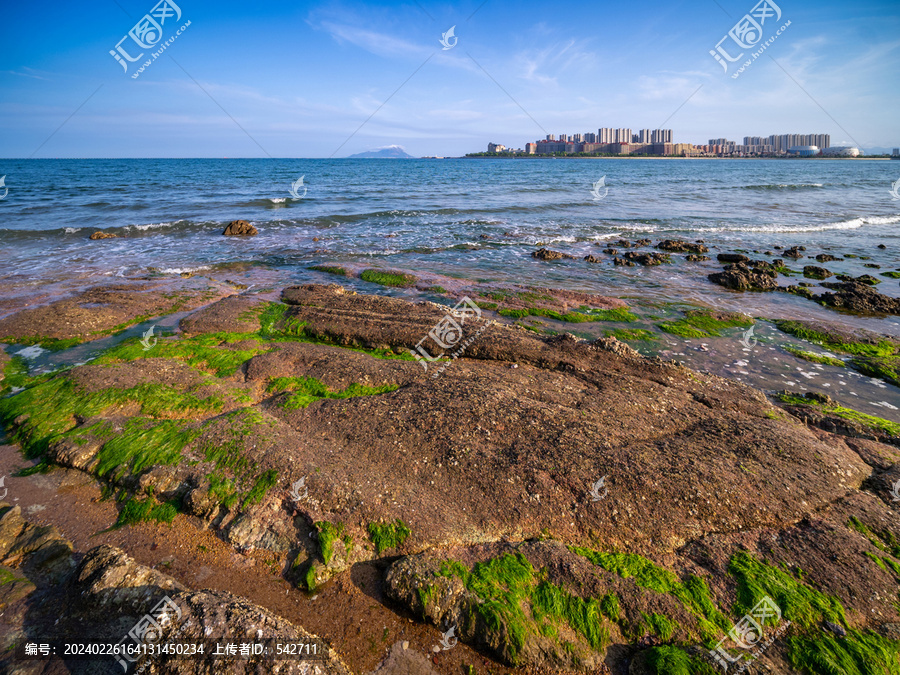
[222,219,257,236]
[657,240,708,254]
[89,231,117,240]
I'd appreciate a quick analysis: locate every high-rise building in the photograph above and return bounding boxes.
[559,134,568,142]
[639,129,651,143]
[651,129,672,143]
[572,133,583,142]
[546,134,555,141]
[584,132,597,143]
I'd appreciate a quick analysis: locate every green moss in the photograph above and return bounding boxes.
[304,564,317,591]
[777,394,900,437]
[774,320,898,358]
[116,496,179,526]
[600,592,621,621]
[848,516,900,558]
[0,566,28,587]
[644,646,718,675]
[498,306,637,323]
[787,630,900,675]
[570,547,730,641]
[96,419,200,480]
[1,336,84,351]
[475,301,498,311]
[848,355,900,388]
[308,265,348,276]
[240,469,278,509]
[728,550,845,630]
[427,286,447,294]
[267,375,399,410]
[367,519,411,554]
[1,356,34,393]
[314,521,346,564]
[881,271,900,279]
[360,269,417,287]
[604,328,657,341]
[533,581,609,650]
[642,612,677,641]
[784,347,845,367]
[96,332,269,376]
[658,310,753,339]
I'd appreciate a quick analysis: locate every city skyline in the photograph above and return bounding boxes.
[0,0,897,157]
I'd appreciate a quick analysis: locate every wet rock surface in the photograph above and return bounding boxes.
[1,285,899,673]
[222,220,258,236]
[708,263,778,291]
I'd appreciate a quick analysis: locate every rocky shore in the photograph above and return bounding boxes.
[0,271,898,675]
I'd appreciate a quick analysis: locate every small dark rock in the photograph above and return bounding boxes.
[864,263,881,269]
[783,247,804,259]
[708,263,778,291]
[717,253,749,263]
[878,244,887,249]
[685,254,711,262]
[584,255,603,263]
[815,254,842,262]
[603,248,619,255]
[824,621,847,637]
[657,240,709,254]
[613,257,635,267]
[623,251,670,266]
[803,266,833,280]
[531,248,574,261]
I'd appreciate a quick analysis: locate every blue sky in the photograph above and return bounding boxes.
[1,0,898,157]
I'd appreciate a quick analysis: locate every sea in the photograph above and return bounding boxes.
[1,157,900,417]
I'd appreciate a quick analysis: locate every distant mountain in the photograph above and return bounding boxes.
[347,145,415,159]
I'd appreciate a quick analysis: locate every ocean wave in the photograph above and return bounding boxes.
[739,183,825,190]
[64,227,81,234]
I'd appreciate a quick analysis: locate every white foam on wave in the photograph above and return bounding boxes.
[589,233,622,240]
[127,221,176,231]
[158,266,210,274]
[64,227,81,234]
[269,198,288,204]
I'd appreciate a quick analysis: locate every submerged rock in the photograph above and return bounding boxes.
[708,263,777,291]
[816,253,843,262]
[531,248,574,261]
[716,253,749,263]
[622,251,670,266]
[657,239,708,254]
[89,231,118,240]
[815,281,900,315]
[803,265,833,280]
